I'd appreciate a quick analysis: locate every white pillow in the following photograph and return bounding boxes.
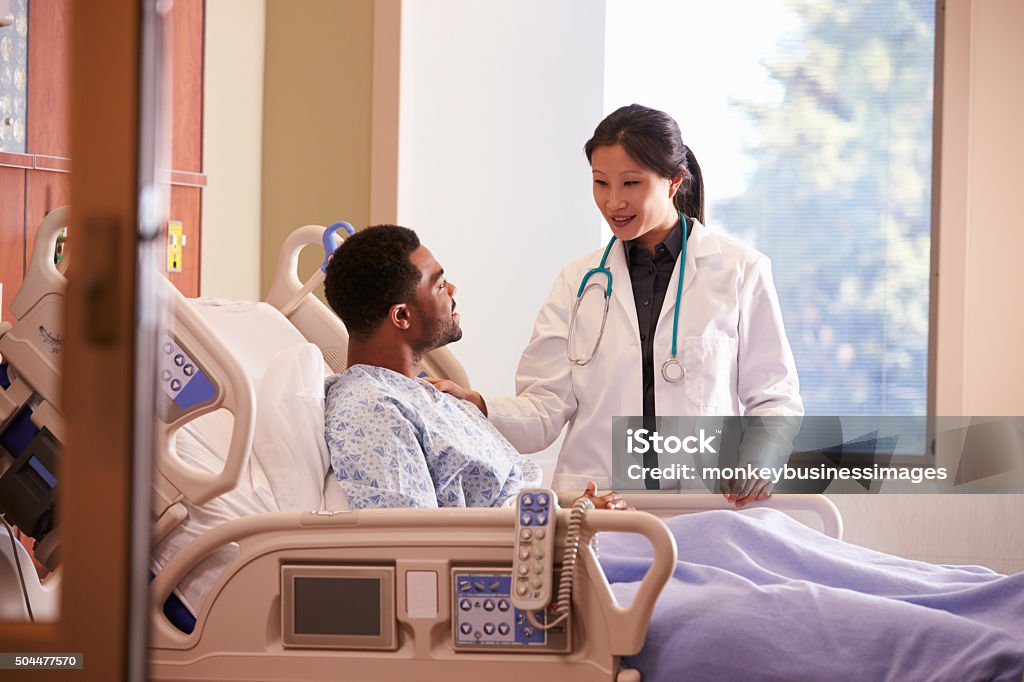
[250,343,336,512]
[189,299,312,386]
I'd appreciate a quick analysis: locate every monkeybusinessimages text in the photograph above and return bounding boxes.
[625,428,949,485]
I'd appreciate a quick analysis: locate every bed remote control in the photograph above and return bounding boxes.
[510,488,557,611]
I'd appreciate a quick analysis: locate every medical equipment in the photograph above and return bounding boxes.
[567,212,688,383]
[0,207,70,574]
[510,487,595,639]
[511,488,558,610]
[444,489,592,655]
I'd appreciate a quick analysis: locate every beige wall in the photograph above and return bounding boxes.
[260,0,374,297]
[959,0,1024,414]
[935,0,1024,416]
[201,0,266,300]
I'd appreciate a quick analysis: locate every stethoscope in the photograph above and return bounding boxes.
[567,212,688,383]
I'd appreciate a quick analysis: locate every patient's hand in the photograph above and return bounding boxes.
[720,472,773,509]
[573,481,633,510]
[425,377,488,416]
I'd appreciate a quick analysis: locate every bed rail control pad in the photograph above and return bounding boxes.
[158,335,216,418]
[450,569,569,652]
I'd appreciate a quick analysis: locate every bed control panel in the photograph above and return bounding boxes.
[158,334,216,418]
[451,569,569,652]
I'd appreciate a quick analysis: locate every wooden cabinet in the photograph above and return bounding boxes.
[0,0,205,322]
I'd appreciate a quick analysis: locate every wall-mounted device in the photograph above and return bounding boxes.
[167,221,184,273]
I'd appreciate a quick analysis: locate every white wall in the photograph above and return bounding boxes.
[200,0,265,300]
[395,0,606,475]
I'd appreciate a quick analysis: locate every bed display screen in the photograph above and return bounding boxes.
[293,577,381,636]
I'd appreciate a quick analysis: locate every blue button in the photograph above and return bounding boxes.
[536,513,547,526]
[520,512,533,526]
[459,599,472,611]
[537,493,549,506]
[522,494,533,506]
[483,599,495,611]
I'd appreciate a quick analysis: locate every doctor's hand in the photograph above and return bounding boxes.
[573,481,633,511]
[425,377,488,416]
[720,473,773,509]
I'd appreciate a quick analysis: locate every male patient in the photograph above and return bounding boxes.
[323,224,625,510]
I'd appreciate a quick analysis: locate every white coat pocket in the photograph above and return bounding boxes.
[682,334,738,410]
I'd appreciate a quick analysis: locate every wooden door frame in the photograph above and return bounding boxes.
[0,1,159,679]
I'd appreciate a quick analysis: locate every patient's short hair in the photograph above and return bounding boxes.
[324,224,421,340]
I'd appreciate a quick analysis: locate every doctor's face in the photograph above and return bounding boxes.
[408,245,462,353]
[591,144,681,248]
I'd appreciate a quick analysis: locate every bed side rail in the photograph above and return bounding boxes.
[558,491,843,540]
[150,507,676,657]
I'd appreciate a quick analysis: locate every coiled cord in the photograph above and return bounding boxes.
[526,495,594,630]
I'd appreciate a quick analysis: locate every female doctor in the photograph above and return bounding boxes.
[437,104,803,506]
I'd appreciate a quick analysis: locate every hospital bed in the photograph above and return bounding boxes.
[0,210,844,680]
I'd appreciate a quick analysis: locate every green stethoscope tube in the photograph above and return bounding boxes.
[567,212,688,383]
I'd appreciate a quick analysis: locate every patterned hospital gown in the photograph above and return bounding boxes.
[325,364,541,509]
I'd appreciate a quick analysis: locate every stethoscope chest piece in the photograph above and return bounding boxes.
[661,356,685,383]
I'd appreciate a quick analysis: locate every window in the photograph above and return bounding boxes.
[605,0,937,450]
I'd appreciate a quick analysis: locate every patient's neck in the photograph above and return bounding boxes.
[346,338,419,378]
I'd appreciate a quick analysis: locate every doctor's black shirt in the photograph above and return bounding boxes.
[625,217,689,488]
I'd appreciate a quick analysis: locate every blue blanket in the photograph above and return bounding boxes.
[598,508,1024,681]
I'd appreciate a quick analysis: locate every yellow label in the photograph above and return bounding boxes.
[167,221,183,273]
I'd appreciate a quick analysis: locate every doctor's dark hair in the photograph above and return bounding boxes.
[584,104,705,224]
[324,224,421,340]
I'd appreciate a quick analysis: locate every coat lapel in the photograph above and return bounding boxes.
[657,219,721,328]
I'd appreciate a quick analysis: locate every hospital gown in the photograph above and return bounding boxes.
[325,364,541,509]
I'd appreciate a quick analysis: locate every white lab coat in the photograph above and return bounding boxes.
[486,219,803,491]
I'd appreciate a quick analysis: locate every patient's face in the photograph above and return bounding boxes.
[409,245,462,352]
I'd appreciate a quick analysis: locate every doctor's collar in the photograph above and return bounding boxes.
[624,217,685,266]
